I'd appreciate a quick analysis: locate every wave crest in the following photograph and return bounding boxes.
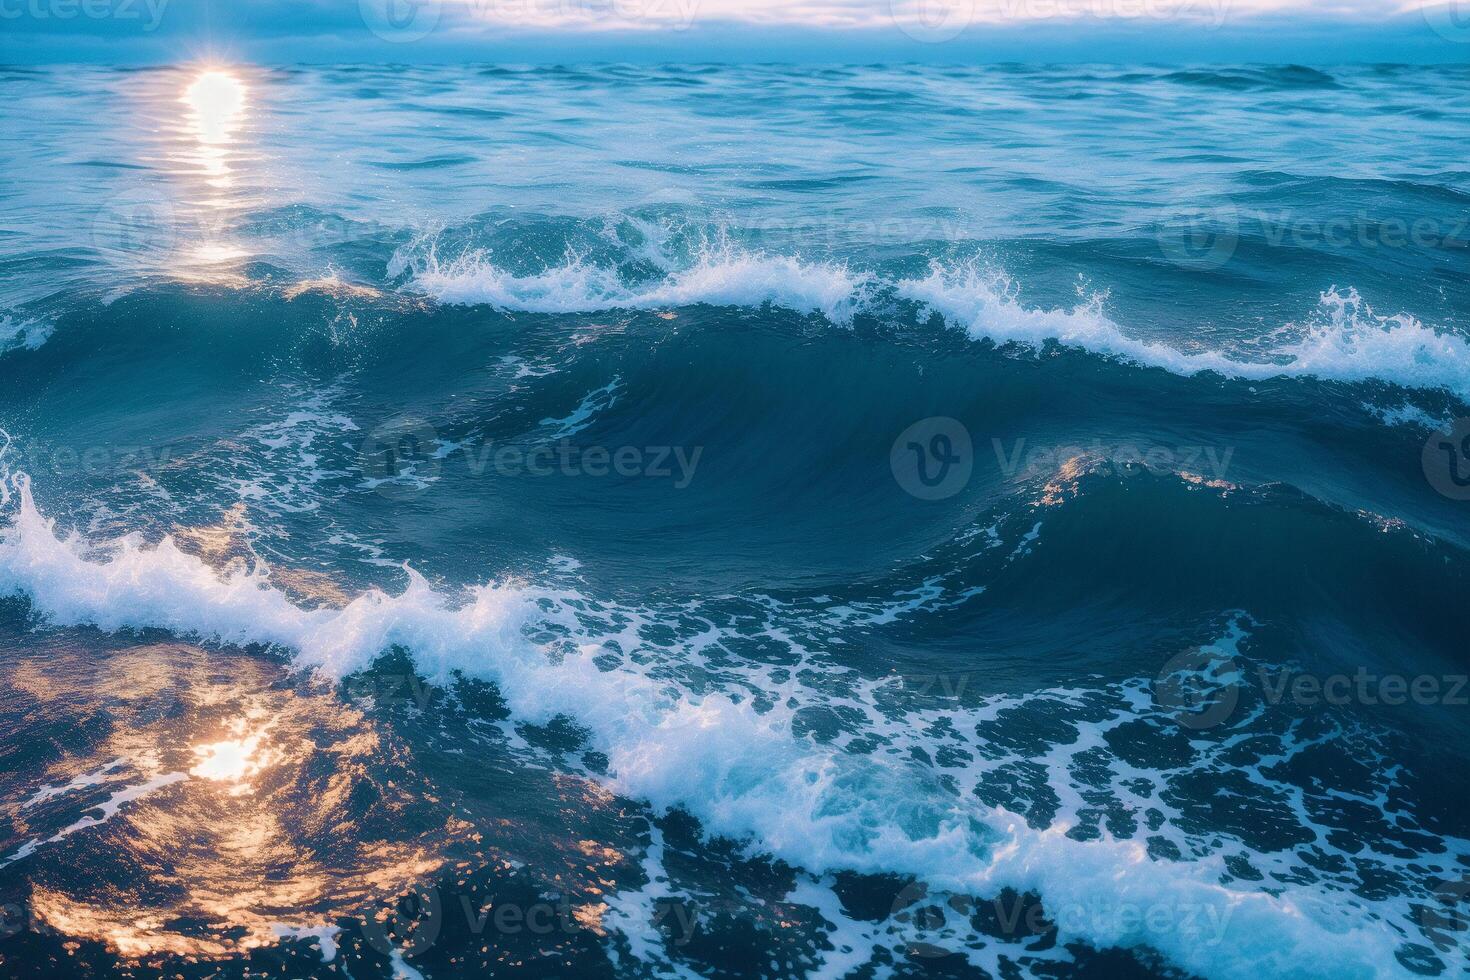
[388,231,1470,402]
[897,262,1470,401]
[394,238,871,324]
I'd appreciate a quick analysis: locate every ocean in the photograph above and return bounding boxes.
[0,62,1468,979]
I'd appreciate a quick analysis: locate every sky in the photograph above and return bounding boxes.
[1,0,1468,62]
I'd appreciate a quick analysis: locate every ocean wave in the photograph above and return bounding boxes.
[896,263,1470,402]
[394,232,1470,402]
[10,235,1466,407]
[0,471,1439,980]
[394,239,871,324]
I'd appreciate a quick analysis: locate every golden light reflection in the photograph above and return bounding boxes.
[189,714,276,795]
[5,645,465,963]
[168,69,253,282]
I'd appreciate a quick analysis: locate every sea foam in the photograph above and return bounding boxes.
[896,262,1470,402]
[0,315,54,355]
[398,239,1470,403]
[397,241,871,324]
[0,472,1424,980]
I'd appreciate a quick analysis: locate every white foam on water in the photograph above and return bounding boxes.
[0,771,189,870]
[0,315,53,355]
[1362,399,1452,432]
[0,472,1441,979]
[232,383,361,515]
[897,262,1470,402]
[19,758,128,810]
[541,377,623,438]
[396,241,871,324]
[394,236,1470,403]
[270,924,342,963]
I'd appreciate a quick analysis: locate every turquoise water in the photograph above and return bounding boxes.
[0,63,1468,979]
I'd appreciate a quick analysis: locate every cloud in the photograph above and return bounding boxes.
[0,0,1466,62]
[429,0,1425,33]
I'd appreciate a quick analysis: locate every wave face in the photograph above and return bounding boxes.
[1,63,1469,980]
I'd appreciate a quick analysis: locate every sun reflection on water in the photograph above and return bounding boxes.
[170,68,252,281]
[2,643,462,961]
[190,714,276,795]
[183,70,247,150]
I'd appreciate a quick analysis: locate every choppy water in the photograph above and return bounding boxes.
[0,62,1468,980]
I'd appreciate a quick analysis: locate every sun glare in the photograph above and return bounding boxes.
[190,717,275,795]
[183,70,246,146]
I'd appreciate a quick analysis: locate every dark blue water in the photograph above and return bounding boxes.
[0,63,1468,979]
